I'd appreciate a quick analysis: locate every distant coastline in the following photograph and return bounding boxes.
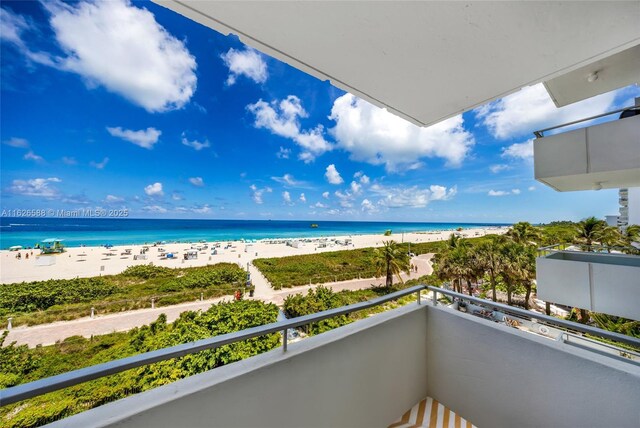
[0,217,510,249]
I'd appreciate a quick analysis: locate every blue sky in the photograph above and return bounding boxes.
[1,0,638,223]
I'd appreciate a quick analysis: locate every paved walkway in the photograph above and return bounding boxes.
[4,255,433,348]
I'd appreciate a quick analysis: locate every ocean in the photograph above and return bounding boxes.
[0,218,509,249]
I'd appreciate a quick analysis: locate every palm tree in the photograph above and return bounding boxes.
[435,246,467,293]
[519,245,536,309]
[373,240,410,288]
[621,224,640,250]
[499,242,532,307]
[476,240,503,302]
[574,216,606,251]
[464,247,487,296]
[595,226,623,252]
[506,222,542,246]
[446,233,469,249]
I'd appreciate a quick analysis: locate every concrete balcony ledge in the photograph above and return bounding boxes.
[537,250,640,320]
[51,302,640,428]
[534,114,640,191]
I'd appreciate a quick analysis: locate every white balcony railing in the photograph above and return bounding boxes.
[533,107,640,192]
[537,245,640,320]
[2,286,639,428]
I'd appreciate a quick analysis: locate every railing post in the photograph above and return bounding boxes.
[151,298,155,309]
[432,289,438,306]
[90,307,95,319]
[7,317,12,330]
[416,289,421,305]
[200,292,204,301]
[283,329,288,352]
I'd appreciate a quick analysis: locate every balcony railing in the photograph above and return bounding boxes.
[533,106,640,191]
[537,243,640,257]
[536,246,640,320]
[0,285,425,406]
[533,104,638,138]
[428,286,640,360]
[3,284,639,409]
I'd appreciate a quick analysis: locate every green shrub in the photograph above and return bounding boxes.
[0,278,117,314]
[121,265,173,279]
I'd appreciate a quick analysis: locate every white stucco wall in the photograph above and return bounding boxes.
[426,306,640,428]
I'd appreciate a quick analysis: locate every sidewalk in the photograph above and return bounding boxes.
[4,254,433,348]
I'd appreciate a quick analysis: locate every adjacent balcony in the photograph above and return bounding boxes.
[537,245,640,320]
[2,286,639,428]
[533,110,640,192]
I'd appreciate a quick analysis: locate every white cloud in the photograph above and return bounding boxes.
[329,93,474,172]
[144,182,163,197]
[276,146,291,159]
[247,95,332,162]
[325,164,344,185]
[181,133,210,151]
[8,177,61,198]
[105,194,124,204]
[282,191,292,204]
[143,205,167,213]
[359,174,370,184]
[299,193,306,203]
[528,186,536,191]
[24,151,45,163]
[271,173,307,188]
[502,139,533,160]
[0,7,30,46]
[62,156,77,165]
[189,177,204,187]
[250,184,272,204]
[334,190,354,208]
[192,204,211,214]
[90,157,109,169]
[61,194,92,205]
[490,164,511,174]
[361,199,377,213]
[221,47,268,86]
[314,201,327,208]
[171,192,183,201]
[39,0,197,112]
[107,127,161,149]
[475,83,619,139]
[371,184,456,208]
[350,181,362,194]
[2,137,29,148]
[487,189,520,197]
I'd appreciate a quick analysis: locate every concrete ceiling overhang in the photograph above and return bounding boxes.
[154,1,640,127]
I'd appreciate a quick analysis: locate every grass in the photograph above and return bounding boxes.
[253,235,495,289]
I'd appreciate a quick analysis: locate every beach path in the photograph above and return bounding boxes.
[4,254,433,348]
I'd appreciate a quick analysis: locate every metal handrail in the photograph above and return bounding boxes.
[537,243,640,256]
[4,284,639,406]
[533,104,637,138]
[426,286,640,349]
[0,285,426,406]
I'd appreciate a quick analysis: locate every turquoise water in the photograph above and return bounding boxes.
[0,218,509,249]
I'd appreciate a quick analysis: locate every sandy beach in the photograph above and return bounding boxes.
[0,227,506,284]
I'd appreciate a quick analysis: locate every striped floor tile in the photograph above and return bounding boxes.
[389,397,476,428]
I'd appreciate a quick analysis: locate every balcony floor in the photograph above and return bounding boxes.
[389,396,475,428]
